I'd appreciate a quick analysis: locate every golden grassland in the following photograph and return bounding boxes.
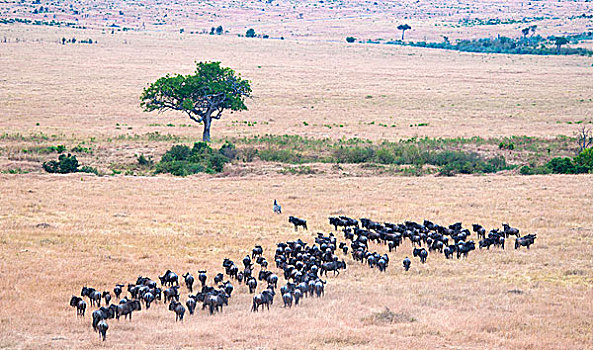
[1,20,593,349]
[0,174,592,349]
[1,26,592,144]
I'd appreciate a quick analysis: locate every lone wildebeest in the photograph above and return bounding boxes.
[182,273,194,292]
[273,200,282,214]
[288,216,307,231]
[402,257,411,271]
[69,296,86,317]
[515,234,537,249]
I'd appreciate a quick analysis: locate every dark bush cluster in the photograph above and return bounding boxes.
[42,154,98,174]
[520,148,593,175]
[155,142,235,176]
[387,32,593,56]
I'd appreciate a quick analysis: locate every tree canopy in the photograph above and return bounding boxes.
[397,24,411,40]
[140,62,251,141]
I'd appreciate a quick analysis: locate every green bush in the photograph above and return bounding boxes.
[42,153,80,173]
[574,148,593,171]
[546,157,576,174]
[346,36,356,43]
[258,148,303,163]
[80,165,99,175]
[155,142,232,176]
[333,146,375,163]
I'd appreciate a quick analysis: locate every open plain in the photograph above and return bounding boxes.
[1,0,593,348]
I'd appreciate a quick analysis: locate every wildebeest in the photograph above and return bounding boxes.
[163,286,180,303]
[503,223,520,238]
[113,284,123,299]
[202,292,228,315]
[247,277,258,294]
[116,300,141,320]
[102,291,111,306]
[159,270,179,287]
[186,297,197,315]
[288,216,308,231]
[169,300,186,321]
[142,292,155,309]
[320,260,346,276]
[457,241,476,259]
[198,271,207,287]
[69,296,86,317]
[515,234,537,249]
[282,292,293,308]
[92,307,114,331]
[81,287,101,307]
[403,257,411,271]
[293,289,303,305]
[251,287,275,312]
[182,273,194,292]
[97,320,108,341]
[413,248,428,264]
[252,245,264,259]
[273,200,282,214]
[472,224,486,239]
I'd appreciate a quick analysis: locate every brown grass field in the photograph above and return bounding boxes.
[1,2,593,348]
[1,174,592,349]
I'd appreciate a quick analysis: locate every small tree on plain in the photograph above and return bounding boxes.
[140,62,251,142]
[553,36,568,52]
[397,24,411,41]
[216,26,223,35]
[246,28,256,38]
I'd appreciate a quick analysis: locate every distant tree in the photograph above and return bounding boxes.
[246,28,256,38]
[61,37,66,45]
[397,24,411,41]
[346,36,356,43]
[530,25,537,35]
[553,36,568,52]
[140,62,252,142]
[216,25,223,35]
[521,27,530,38]
[576,126,593,153]
[71,37,76,43]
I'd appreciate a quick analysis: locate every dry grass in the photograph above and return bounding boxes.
[1,8,593,349]
[0,26,592,146]
[1,174,592,349]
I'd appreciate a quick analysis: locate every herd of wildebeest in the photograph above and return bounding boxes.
[70,215,536,341]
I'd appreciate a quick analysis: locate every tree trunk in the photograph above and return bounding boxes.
[401,30,405,41]
[203,115,212,142]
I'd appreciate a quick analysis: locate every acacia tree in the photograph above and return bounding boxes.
[140,62,251,142]
[553,36,568,52]
[397,24,411,41]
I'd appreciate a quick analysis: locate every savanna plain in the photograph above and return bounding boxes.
[1,1,593,349]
